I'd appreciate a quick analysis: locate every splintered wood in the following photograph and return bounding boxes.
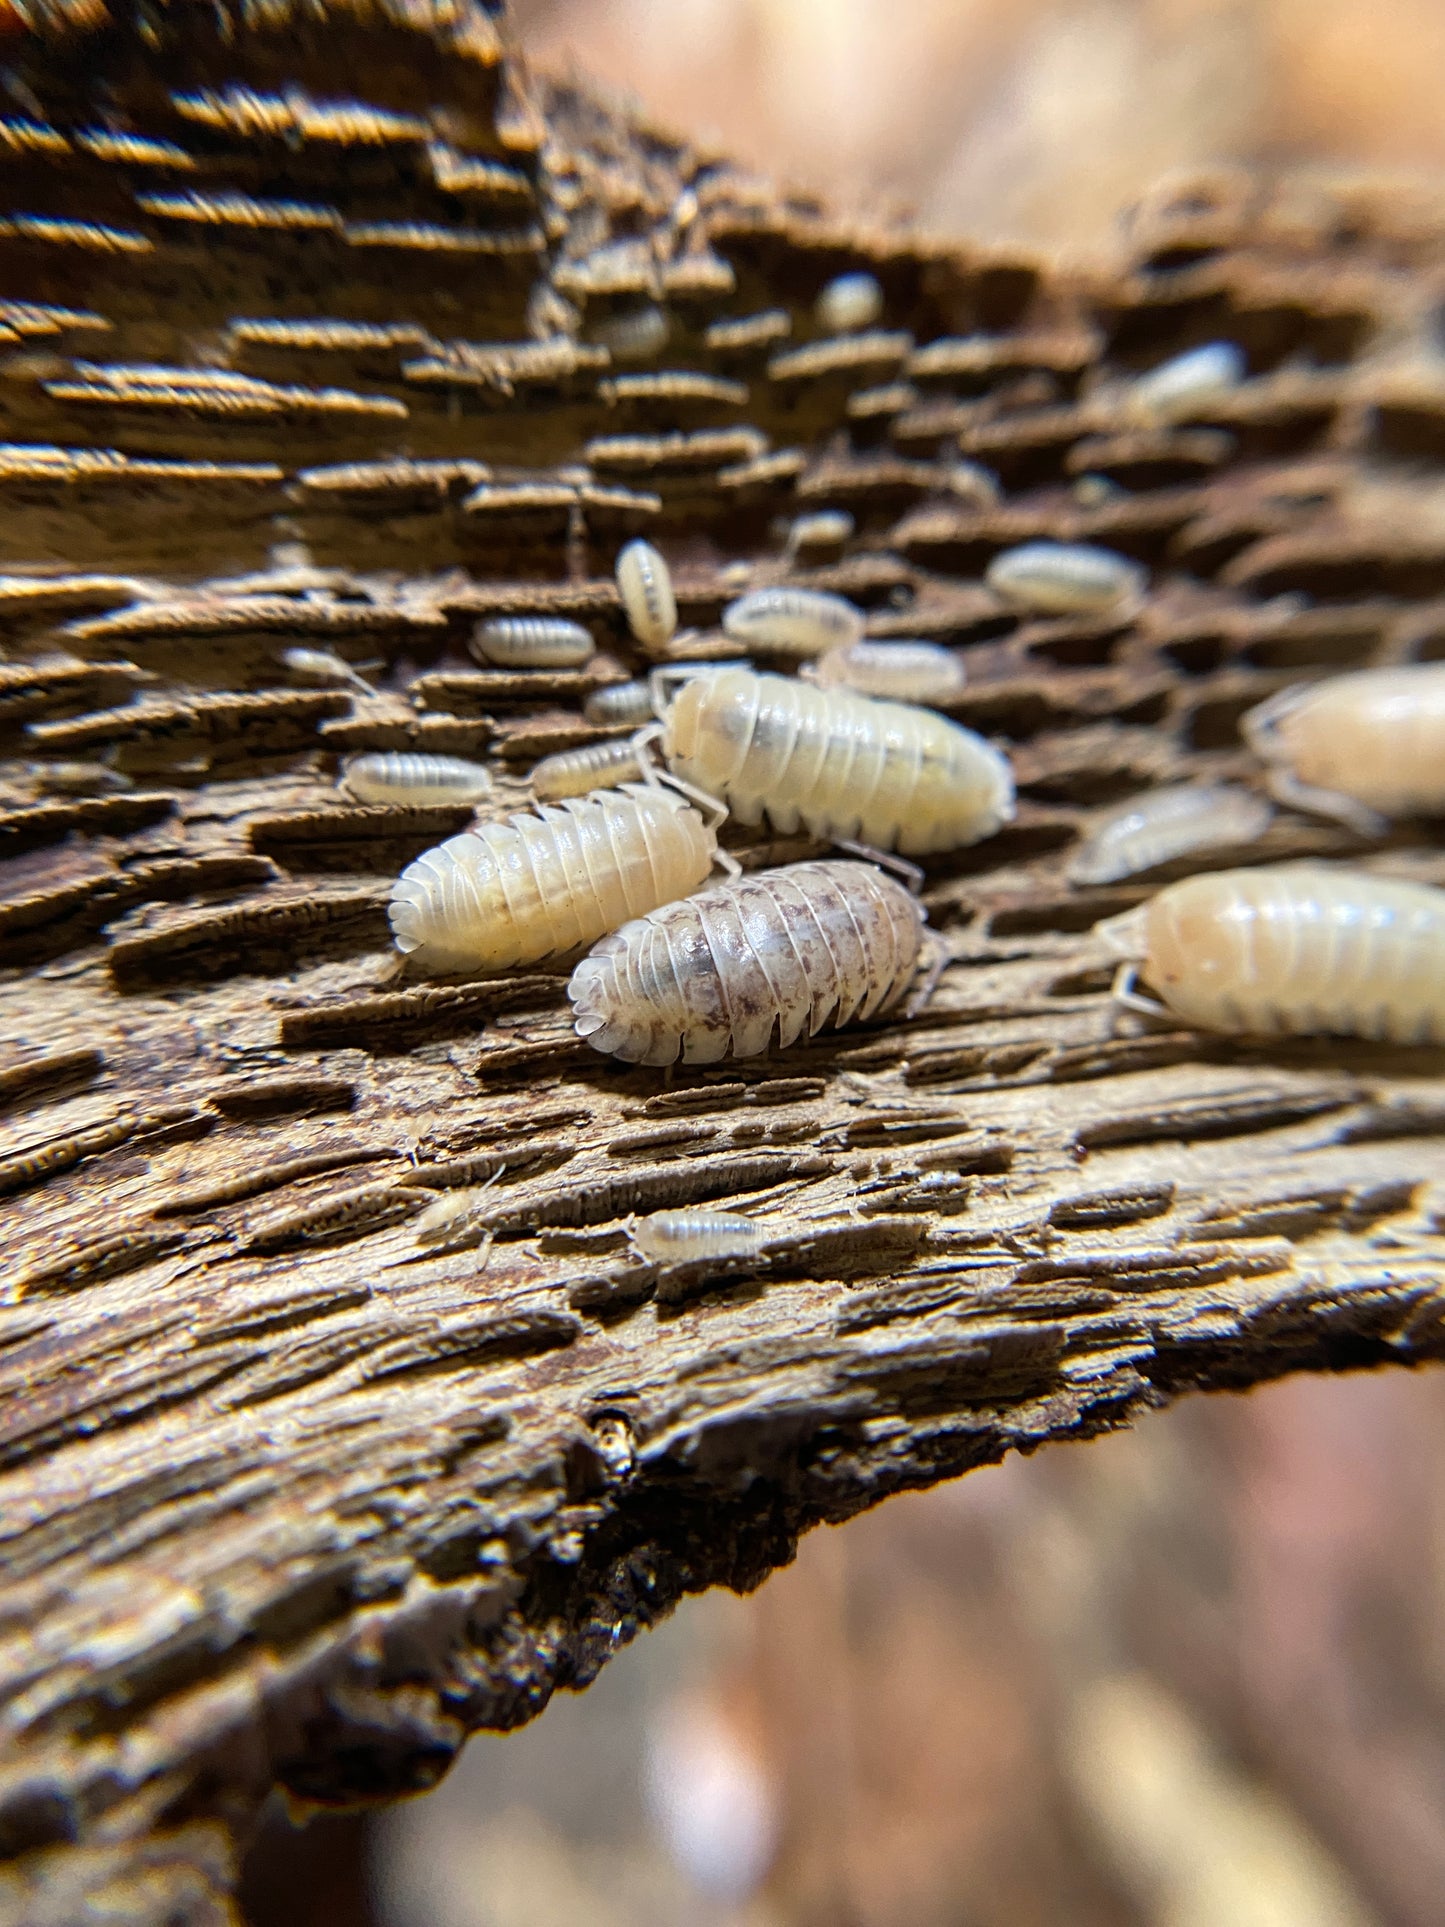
[0,3,1443,1921]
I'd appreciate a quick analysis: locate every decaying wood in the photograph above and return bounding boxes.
[1,3,1444,1919]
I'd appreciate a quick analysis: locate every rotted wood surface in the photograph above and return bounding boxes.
[2,3,1445,1919]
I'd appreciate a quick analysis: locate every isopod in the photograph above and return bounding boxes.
[591,302,670,361]
[721,586,866,657]
[815,271,883,334]
[655,665,1014,854]
[569,858,924,1065]
[812,639,967,706]
[412,1187,496,1254]
[530,737,642,800]
[341,751,492,806]
[986,541,1146,616]
[1124,341,1245,425]
[279,645,376,697]
[1068,783,1273,884]
[616,538,677,653]
[783,509,854,560]
[34,759,134,795]
[1242,665,1445,832]
[630,1208,769,1263]
[1094,863,1445,1042]
[390,783,716,973]
[470,616,596,668]
[583,678,656,727]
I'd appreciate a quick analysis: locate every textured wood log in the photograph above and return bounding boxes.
[1,4,1444,1919]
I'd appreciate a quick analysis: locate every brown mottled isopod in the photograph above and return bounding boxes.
[530,737,642,800]
[1068,784,1273,884]
[389,783,716,974]
[655,665,1014,854]
[1094,863,1445,1042]
[568,859,925,1065]
[470,616,596,668]
[1242,664,1445,832]
[341,751,492,806]
[616,538,677,653]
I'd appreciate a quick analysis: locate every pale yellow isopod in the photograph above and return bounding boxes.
[569,859,924,1065]
[530,737,642,800]
[815,272,883,333]
[986,541,1146,617]
[721,586,866,657]
[341,751,492,806]
[1242,664,1445,833]
[783,509,854,561]
[655,665,1014,855]
[616,538,677,654]
[583,679,656,727]
[389,783,716,974]
[470,616,596,668]
[630,1209,769,1263]
[811,639,967,706]
[1068,784,1273,885]
[1094,863,1445,1043]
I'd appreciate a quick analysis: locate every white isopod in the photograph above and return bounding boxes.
[1124,341,1246,425]
[470,616,596,668]
[279,645,376,697]
[591,303,670,361]
[986,541,1146,617]
[783,509,854,560]
[1242,665,1445,834]
[616,538,677,654]
[530,737,642,800]
[1095,863,1445,1043]
[569,859,924,1065]
[812,639,967,706]
[721,586,866,657]
[655,665,1014,854]
[815,271,883,333]
[630,1209,770,1263]
[389,783,716,974]
[341,752,492,806]
[583,679,656,727]
[1068,784,1273,885]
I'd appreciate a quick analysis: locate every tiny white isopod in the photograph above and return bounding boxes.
[1242,664,1445,833]
[569,858,924,1065]
[470,616,596,669]
[591,303,670,361]
[279,645,376,697]
[616,538,677,654]
[630,1209,769,1263]
[783,509,854,560]
[1069,784,1273,885]
[811,639,967,706]
[583,679,656,727]
[530,737,642,800]
[341,752,492,806]
[721,586,865,657]
[390,783,716,974]
[1124,341,1246,425]
[815,272,883,334]
[1095,863,1445,1042]
[986,541,1146,617]
[656,665,1014,854]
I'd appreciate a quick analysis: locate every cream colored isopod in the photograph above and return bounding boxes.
[529,737,642,800]
[616,538,677,654]
[655,665,1014,854]
[812,639,967,706]
[630,1209,769,1263]
[721,585,865,657]
[1068,783,1272,884]
[569,859,924,1064]
[389,784,717,975]
[1242,664,1445,833]
[1094,864,1445,1043]
[341,752,492,806]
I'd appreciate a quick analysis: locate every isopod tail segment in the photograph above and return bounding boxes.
[1241,687,1389,838]
[630,720,742,877]
[1092,903,1175,1025]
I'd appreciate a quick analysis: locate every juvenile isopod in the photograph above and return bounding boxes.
[591,302,670,361]
[1068,783,1273,885]
[583,678,656,727]
[530,737,642,800]
[569,859,924,1065]
[630,1208,769,1263]
[616,538,677,654]
[654,665,1014,854]
[812,639,967,706]
[34,759,134,795]
[1124,341,1246,425]
[986,541,1146,617]
[783,509,854,560]
[470,616,596,668]
[389,783,717,974]
[721,586,866,657]
[1242,664,1445,833]
[279,645,377,697]
[341,751,492,806]
[815,271,883,334]
[411,1187,496,1255]
[1094,863,1445,1042]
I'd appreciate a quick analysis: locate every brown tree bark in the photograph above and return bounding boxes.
[1,4,1443,1919]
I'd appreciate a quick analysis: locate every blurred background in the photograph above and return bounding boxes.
[238,4,1445,1921]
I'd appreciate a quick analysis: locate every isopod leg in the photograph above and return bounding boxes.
[1265,769,1389,839]
[634,727,731,830]
[904,934,950,1018]
[833,837,925,895]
